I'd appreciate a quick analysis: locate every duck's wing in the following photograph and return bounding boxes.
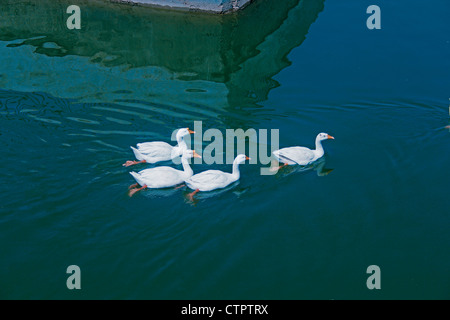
[137,166,175,177]
[133,141,173,162]
[133,167,184,188]
[274,147,315,165]
[137,141,172,151]
[186,170,232,191]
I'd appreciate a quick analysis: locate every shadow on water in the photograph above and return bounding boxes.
[0,0,325,127]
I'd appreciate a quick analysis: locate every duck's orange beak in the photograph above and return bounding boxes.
[188,128,195,134]
[193,150,202,159]
[245,156,251,160]
[327,135,335,140]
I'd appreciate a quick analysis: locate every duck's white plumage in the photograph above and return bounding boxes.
[185,154,249,192]
[130,128,193,164]
[130,150,199,189]
[131,141,179,163]
[273,147,315,165]
[273,132,334,166]
[186,170,235,192]
[130,167,185,189]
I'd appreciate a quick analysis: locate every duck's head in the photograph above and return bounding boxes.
[235,154,251,164]
[182,149,202,159]
[317,132,335,141]
[177,127,195,139]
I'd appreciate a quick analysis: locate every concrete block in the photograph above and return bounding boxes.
[111,0,253,13]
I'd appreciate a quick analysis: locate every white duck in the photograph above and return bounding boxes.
[273,132,334,166]
[123,127,194,167]
[185,154,250,199]
[128,149,201,197]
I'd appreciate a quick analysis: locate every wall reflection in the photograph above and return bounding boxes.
[0,0,324,123]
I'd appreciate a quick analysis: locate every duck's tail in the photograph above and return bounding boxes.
[131,146,145,161]
[129,171,145,186]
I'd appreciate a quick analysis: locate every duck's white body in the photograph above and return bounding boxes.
[130,150,196,189]
[130,128,193,164]
[185,154,249,192]
[185,170,237,192]
[131,141,185,164]
[273,132,334,166]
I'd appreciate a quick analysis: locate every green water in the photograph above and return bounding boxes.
[1,0,449,299]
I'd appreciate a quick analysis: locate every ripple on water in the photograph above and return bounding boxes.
[66,117,101,125]
[105,117,132,125]
[28,114,62,125]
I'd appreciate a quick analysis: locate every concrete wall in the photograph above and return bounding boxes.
[111,0,252,13]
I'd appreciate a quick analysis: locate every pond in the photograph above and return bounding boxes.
[0,0,449,299]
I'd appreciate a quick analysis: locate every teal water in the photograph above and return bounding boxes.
[1,0,449,299]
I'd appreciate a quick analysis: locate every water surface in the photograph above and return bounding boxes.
[0,0,449,299]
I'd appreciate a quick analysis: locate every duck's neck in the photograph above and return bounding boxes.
[177,135,188,151]
[181,156,193,178]
[231,159,241,180]
[314,137,325,158]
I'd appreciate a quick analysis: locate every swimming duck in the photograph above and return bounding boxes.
[128,149,201,197]
[123,127,194,167]
[185,154,250,199]
[273,132,334,167]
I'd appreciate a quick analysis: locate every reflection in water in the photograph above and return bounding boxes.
[0,0,324,127]
[140,186,182,199]
[274,157,333,178]
[0,0,326,204]
[2,0,449,300]
[181,181,249,205]
[0,0,326,207]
